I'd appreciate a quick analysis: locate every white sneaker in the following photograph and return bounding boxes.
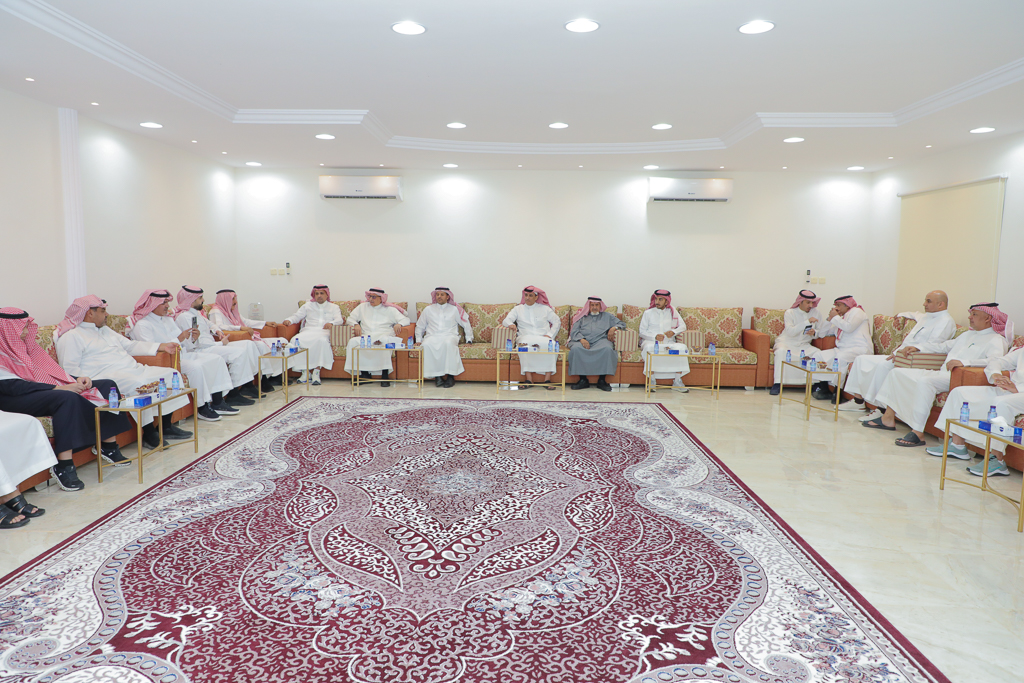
[672,378,689,393]
[838,400,866,412]
[647,377,657,392]
[311,368,321,386]
[297,371,309,384]
[859,409,883,422]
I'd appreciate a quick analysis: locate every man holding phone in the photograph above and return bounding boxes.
[769,290,825,396]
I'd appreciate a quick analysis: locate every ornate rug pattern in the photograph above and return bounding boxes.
[1,399,949,683]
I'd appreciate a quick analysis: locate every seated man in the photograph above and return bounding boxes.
[0,307,133,492]
[56,295,191,451]
[807,295,873,401]
[345,288,410,387]
[926,344,1024,477]
[502,286,560,390]
[840,290,956,416]
[867,303,1011,447]
[416,287,473,388]
[173,286,258,405]
[0,410,56,528]
[569,297,625,392]
[208,289,291,389]
[640,289,689,393]
[128,289,237,422]
[282,285,343,385]
[770,290,825,396]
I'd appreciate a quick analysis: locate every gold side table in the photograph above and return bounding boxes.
[351,345,423,389]
[496,349,567,395]
[778,360,840,421]
[939,418,1024,532]
[94,387,198,484]
[258,348,309,403]
[645,351,721,399]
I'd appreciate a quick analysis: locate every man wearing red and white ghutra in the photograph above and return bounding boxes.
[639,289,690,393]
[806,295,873,401]
[282,285,344,385]
[345,288,410,387]
[208,288,293,390]
[502,286,560,389]
[416,287,474,388]
[0,410,55,529]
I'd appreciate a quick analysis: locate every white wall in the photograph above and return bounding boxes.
[872,130,1024,327]
[235,169,875,323]
[78,118,237,315]
[0,88,68,321]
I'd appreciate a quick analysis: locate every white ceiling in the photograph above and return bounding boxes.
[2,0,1023,172]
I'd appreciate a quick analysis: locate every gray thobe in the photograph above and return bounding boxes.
[568,312,625,376]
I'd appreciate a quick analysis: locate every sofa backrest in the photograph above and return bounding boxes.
[36,325,59,363]
[296,300,409,322]
[678,307,743,348]
[752,308,786,347]
[872,314,971,355]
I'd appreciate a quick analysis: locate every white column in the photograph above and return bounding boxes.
[58,107,87,303]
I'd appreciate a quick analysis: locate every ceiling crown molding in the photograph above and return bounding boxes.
[385,136,725,155]
[233,109,369,125]
[894,55,1024,125]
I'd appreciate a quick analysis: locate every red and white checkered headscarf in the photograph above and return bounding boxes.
[55,294,106,338]
[520,286,553,310]
[212,289,261,340]
[431,287,468,324]
[0,308,104,405]
[571,297,607,326]
[648,289,682,328]
[174,286,206,318]
[970,303,1013,342]
[309,285,331,302]
[130,289,172,327]
[791,290,821,309]
[365,288,405,314]
[833,295,864,311]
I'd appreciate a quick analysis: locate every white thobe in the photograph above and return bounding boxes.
[640,307,690,379]
[938,347,1024,453]
[808,308,873,387]
[502,304,561,373]
[56,323,190,426]
[845,310,957,404]
[0,410,57,497]
[416,304,473,378]
[344,303,411,373]
[874,328,1010,432]
[772,307,825,385]
[285,302,344,370]
[130,313,233,406]
[175,310,257,387]
[208,309,291,375]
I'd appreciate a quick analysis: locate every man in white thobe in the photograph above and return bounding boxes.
[640,289,690,393]
[208,289,292,390]
[128,289,236,422]
[867,303,1011,447]
[770,290,826,395]
[0,410,57,528]
[807,295,873,401]
[55,295,191,449]
[282,284,344,385]
[416,287,473,388]
[839,290,957,417]
[925,344,1024,477]
[345,288,411,387]
[502,286,560,389]
[173,286,259,405]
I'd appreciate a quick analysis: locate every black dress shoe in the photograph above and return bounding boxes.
[444,375,455,388]
[142,430,169,449]
[360,371,371,379]
[164,424,193,440]
[225,393,255,406]
[268,374,283,386]
[240,383,261,398]
[435,376,445,387]
[381,371,390,388]
[571,378,591,390]
[812,389,833,401]
[596,380,612,392]
[769,383,780,396]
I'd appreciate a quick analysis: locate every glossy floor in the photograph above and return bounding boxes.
[3,381,1022,683]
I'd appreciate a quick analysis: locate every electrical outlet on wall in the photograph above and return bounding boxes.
[811,277,820,284]
[819,277,826,284]
[270,268,278,275]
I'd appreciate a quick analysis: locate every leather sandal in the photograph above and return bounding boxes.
[0,506,30,529]
[3,493,44,518]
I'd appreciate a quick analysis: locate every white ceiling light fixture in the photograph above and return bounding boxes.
[847,166,864,171]
[90,102,99,106]
[379,164,384,167]
[246,161,262,166]
[720,166,725,169]
[518,165,523,168]
[782,166,788,169]
[565,19,599,33]
[191,140,197,143]
[222,151,227,154]
[739,20,774,35]
[24,77,34,81]
[549,122,568,129]
[315,133,335,140]
[447,122,466,129]
[888,156,894,159]
[320,163,324,166]
[783,137,804,143]
[139,122,162,128]
[443,163,458,168]
[970,127,995,134]
[652,123,672,130]
[392,21,425,35]
[643,165,659,170]
[925,145,932,148]
[578,165,583,168]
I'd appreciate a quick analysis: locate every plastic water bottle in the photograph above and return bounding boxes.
[108,387,118,409]
[554,340,559,352]
[294,338,301,349]
[708,342,716,356]
[548,340,553,352]
[407,335,414,349]
[360,335,366,348]
[171,372,180,392]
[832,359,839,373]
[960,402,971,424]
[799,349,805,359]
[654,341,660,355]
[158,378,167,399]
[506,338,513,352]
[988,405,998,421]
[785,350,792,363]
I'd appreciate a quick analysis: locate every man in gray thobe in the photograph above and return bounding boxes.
[569,297,625,391]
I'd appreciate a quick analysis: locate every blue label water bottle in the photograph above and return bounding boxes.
[548,340,553,352]
[506,338,513,352]
[157,378,167,399]
[171,371,180,392]
[408,335,414,348]
[799,349,805,359]
[708,342,716,356]
[108,387,118,409]
[554,340,559,352]
[832,359,839,373]
[989,405,998,421]
[960,402,970,424]
[654,341,660,354]
[785,350,791,363]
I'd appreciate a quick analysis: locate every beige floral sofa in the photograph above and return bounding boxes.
[751,308,843,388]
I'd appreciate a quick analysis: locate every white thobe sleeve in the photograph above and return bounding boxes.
[348,303,366,327]
[114,329,160,357]
[546,308,560,337]
[392,309,410,328]
[502,307,519,327]
[896,311,923,322]
[328,305,345,326]
[985,348,1024,382]
[932,316,957,343]
[56,332,86,376]
[830,308,868,335]
[415,308,433,343]
[639,311,658,342]
[242,316,269,330]
[284,304,308,326]
[460,315,474,344]
[915,338,958,354]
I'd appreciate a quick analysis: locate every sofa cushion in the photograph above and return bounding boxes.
[871,314,915,355]
[36,324,58,363]
[678,307,743,348]
[462,303,518,344]
[752,308,786,347]
[36,416,53,438]
[107,314,129,337]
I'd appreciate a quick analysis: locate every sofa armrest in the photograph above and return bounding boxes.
[950,367,992,390]
[397,323,416,340]
[134,351,176,369]
[277,323,300,340]
[813,337,837,351]
[742,328,771,387]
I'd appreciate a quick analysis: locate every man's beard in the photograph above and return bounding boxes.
[193,303,204,311]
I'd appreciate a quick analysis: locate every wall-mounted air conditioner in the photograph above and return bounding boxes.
[648,177,733,202]
[319,175,403,200]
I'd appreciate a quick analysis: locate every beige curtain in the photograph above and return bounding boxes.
[895,178,1006,325]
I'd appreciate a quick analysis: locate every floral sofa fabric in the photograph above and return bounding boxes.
[293,300,409,357]
[617,305,759,370]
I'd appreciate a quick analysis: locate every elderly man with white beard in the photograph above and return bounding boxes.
[345,288,411,387]
[416,287,473,388]
[568,297,625,392]
[282,285,344,386]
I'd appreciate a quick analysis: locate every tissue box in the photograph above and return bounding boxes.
[385,343,396,349]
[517,346,529,352]
[668,349,680,355]
[978,421,1023,443]
[132,396,152,408]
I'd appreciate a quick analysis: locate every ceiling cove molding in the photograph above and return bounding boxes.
[757,112,897,128]
[894,56,1024,125]
[233,109,369,125]
[384,136,725,155]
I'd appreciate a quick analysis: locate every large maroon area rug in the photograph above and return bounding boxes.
[2,398,948,683]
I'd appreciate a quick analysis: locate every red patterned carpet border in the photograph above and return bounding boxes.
[1,398,950,683]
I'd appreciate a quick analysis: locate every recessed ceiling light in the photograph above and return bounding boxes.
[652,123,672,130]
[191,140,197,143]
[970,127,995,134]
[379,164,384,167]
[643,165,659,170]
[565,19,599,33]
[847,166,864,171]
[518,165,523,168]
[720,166,725,169]
[392,21,425,35]
[139,122,162,128]
[24,77,34,82]
[443,163,458,168]
[782,166,788,169]
[90,102,99,106]
[315,133,335,140]
[739,20,774,34]
[578,165,583,168]
[447,122,467,129]
[222,151,227,154]
[925,145,932,148]
[549,122,568,129]
[320,163,324,166]
[888,156,894,159]
[246,162,262,167]
[783,137,804,143]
